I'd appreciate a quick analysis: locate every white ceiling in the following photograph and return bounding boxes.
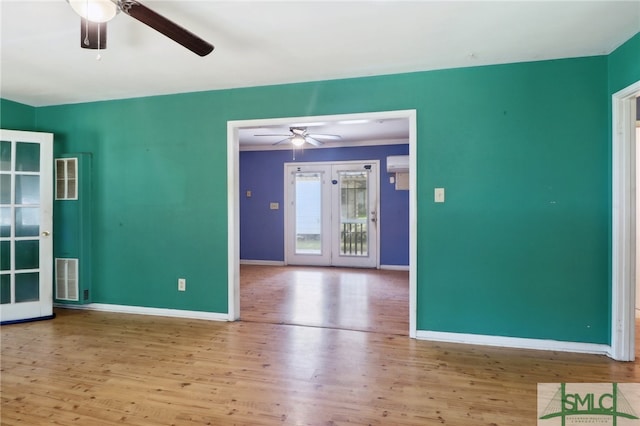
[2,0,639,109]
[1,1,638,148]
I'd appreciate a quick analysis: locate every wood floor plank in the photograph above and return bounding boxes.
[2,308,639,425]
[240,265,410,335]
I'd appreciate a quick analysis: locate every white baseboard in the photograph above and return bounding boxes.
[54,303,229,322]
[240,259,286,266]
[379,264,410,271]
[239,260,409,270]
[416,330,610,356]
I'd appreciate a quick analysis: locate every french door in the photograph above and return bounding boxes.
[0,130,54,323]
[285,161,378,268]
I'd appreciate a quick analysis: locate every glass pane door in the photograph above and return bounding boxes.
[331,163,377,268]
[286,165,331,266]
[285,161,378,268]
[0,130,53,324]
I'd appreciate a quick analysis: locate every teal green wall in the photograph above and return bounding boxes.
[13,32,636,344]
[1,99,36,130]
[35,96,229,312]
[33,55,611,343]
[419,59,609,342]
[608,32,640,94]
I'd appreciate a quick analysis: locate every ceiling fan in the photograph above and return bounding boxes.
[255,127,342,147]
[68,0,214,57]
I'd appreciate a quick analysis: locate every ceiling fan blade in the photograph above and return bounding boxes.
[272,138,291,146]
[80,18,107,50]
[305,137,324,147]
[254,134,292,137]
[308,133,341,141]
[119,0,214,57]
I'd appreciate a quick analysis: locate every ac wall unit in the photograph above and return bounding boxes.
[387,155,409,173]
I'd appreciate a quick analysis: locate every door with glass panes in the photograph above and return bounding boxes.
[0,130,53,323]
[285,161,378,268]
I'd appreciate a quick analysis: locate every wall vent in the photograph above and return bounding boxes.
[55,258,79,301]
[55,158,78,200]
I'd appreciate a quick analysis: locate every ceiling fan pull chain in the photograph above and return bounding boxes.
[83,0,90,46]
[96,22,102,60]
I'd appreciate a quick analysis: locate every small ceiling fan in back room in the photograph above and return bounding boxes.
[255,127,342,148]
[67,0,214,56]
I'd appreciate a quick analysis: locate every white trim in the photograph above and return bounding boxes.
[228,110,418,338]
[408,111,417,338]
[611,81,640,361]
[240,260,407,269]
[54,303,229,321]
[380,264,410,271]
[240,259,286,266]
[417,330,610,356]
[228,123,241,321]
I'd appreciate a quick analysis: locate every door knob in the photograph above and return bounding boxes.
[41,231,51,237]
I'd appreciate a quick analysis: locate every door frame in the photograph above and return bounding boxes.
[611,80,639,361]
[227,110,418,337]
[284,160,380,268]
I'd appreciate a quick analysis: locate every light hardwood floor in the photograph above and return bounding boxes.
[1,267,639,425]
[240,265,409,335]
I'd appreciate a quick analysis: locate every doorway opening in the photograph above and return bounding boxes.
[611,82,639,361]
[227,110,417,337]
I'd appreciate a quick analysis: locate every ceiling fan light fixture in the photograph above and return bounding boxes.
[69,0,119,23]
[291,135,306,146]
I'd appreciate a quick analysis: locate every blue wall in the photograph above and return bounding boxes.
[240,144,410,265]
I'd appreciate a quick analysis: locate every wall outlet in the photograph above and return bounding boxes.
[178,278,186,291]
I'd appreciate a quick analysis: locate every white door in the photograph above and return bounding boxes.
[0,130,54,323]
[330,163,378,268]
[286,161,378,268]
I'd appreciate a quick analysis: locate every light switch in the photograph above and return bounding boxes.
[270,202,279,210]
[434,188,445,203]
